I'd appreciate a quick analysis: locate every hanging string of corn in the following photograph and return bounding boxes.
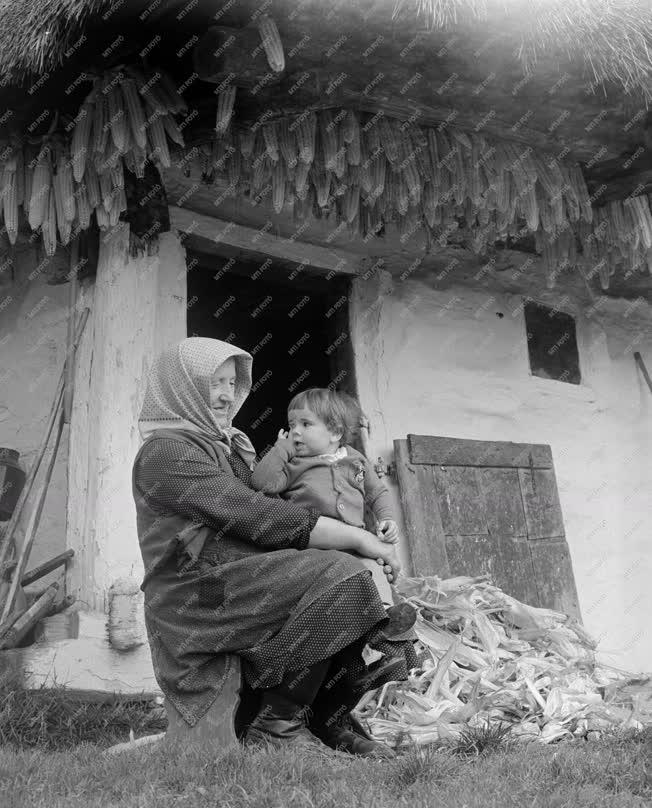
[0,65,186,256]
[199,106,652,290]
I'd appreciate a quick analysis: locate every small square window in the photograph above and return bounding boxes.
[524,301,581,384]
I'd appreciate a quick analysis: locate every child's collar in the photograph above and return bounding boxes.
[317,446,348,462]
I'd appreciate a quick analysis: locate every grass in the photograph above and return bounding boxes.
[0,679,650,808]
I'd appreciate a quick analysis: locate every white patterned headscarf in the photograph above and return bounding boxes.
[138,337,256,468]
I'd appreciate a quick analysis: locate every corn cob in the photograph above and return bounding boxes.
[58,153,75,222]
[521,183,539,231]
[426,128,440,176]
[401,154,421,206]
[23,147,34,214]
[257,15,285,73]
[14,146,24,208]
[2,169,17,244]
[76,182,91,229]
[284,180,295,209]
[70,94,93,183]
[272,161,285,213]
[262,121,280,162]
[370,152,386,201]
[278,119,298,169]
[107,81,128,153]
[360,153,373,196]
[161,114,184,148]
[41,186,57,255]
[94,202,109,229]
[227,147,241,187]
[313,167,332,208]
[110,157,124,191]
[216,85,237,135]
[422,180,438,227]
[120,78,147,150]
[148,111,171,168]
[293,160,309,199]
[239,128,255,159]
[378,117,400,165]
[54,171,72,246]
[364,119,381,154]
[252,155,271,192]
[28,148,51,231]
[296,113,316,164]
[407,125,431,182]
[158,71,188,113]
[396,173,409,215]
[450,128,472,151]
[108,193,121,227]
[468,136,482,207]
[334,129,346,179]
[98,169,113,212]
[93,78,109,155]
[319,110,338,171]
[569,164,592,223]
[344,111,361,165]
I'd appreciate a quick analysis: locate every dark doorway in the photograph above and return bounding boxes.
[187,254,357,455]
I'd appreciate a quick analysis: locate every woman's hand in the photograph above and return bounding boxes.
[356,532,402,581]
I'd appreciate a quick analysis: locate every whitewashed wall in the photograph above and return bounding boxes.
[351,269,652,674]
[0,246,70,580]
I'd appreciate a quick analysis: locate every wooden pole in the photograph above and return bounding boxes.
[0,582,59,649]
[21,549,75,587]
[64,238,80,425]
[634,352,652,395]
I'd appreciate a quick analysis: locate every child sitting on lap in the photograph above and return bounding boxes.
[251,388,400,605]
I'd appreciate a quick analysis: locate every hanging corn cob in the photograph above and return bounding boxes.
[257,15,285,73]
[216,85,237,136]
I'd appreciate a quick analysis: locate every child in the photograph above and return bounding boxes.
[251,388,400,605]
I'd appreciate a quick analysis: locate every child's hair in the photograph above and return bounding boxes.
[287,388,363,445]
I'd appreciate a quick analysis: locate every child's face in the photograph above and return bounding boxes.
[287,408,342,456]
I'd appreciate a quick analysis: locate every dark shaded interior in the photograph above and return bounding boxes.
[187,254,356,454]
[524,301,581,385]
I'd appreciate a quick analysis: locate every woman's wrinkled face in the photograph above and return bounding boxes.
[287,408,342,457]
[209,357,236,426]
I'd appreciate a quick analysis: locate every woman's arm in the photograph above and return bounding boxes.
[308,517,401,575]
[134,437,317,551]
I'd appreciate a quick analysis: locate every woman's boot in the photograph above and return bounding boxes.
[244,659,331,750]
[308,645,396,758]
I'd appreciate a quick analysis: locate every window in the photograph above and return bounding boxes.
[524,301,580,384]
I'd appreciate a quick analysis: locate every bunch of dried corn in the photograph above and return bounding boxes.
[355,574,645,747]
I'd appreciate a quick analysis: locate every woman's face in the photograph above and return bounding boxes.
[209,357,236,426]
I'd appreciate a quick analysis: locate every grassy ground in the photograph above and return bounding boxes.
[1,681,650,808]
[1,730,651,808]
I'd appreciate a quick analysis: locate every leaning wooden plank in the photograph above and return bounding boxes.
[408,435,553,468]
[169,205,360,275]
[0,583,59,649]
[21,550,75,587]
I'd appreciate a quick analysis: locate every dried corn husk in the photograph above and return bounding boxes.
[357,574,645,749]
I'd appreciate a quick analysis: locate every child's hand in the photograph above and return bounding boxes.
[376,519,400,544]
[275,429,295,456]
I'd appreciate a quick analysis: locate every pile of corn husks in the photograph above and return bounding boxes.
[356,574,649,747]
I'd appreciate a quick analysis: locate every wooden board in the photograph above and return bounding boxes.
[396,434,581,620]
[394,440,449,578]
[408,435,553,468]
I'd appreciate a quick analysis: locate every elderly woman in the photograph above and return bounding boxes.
[132,338,416,757]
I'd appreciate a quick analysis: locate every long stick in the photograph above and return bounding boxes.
[64,238,80,424]
[0,400,65,623]
[634,352,652,395]
[0,582,59,649]
[0,308,90,575]
[21,549,75,587]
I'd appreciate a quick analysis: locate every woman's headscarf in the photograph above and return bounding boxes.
[138,337,257,468]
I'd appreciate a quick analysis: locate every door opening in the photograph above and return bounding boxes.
[186,253,357,455]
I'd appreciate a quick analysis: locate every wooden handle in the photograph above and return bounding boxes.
[0,583,59,649]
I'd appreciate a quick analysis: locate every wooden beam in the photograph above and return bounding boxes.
[169,206,361,275]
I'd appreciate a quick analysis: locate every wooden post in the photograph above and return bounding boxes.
[66,226,187,612]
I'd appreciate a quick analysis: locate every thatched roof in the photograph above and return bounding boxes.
[1,0,651,98]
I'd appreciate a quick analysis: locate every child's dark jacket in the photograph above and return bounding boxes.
[250,442,394,528]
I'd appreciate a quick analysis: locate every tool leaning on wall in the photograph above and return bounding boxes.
[0,238,90,649]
